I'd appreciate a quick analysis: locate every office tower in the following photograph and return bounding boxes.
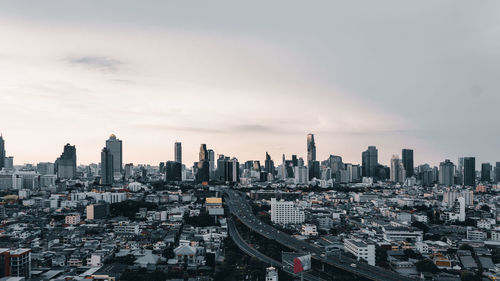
[463,157,476,186]
[3,157,13,170]
[208,149,215,179]
[291,155,298,167]
[362,146,378,178]
[100,147,114,185]
[56,144,77,179]
[439,159,455,187]
[106,134,122,178]
[326,155,343,176]
[174,142,182,164]
[124,163,134,178]
[495,162,500,183]
[298,157,304,167]
[244,160,253,170]
[159,162,165,174]
[264,152,275,176]
[36,162,55,175]
[457,157,465,185]
[458,197,466,222]
[390,155,406,184]
[196,144,209,183]
[481,163,492,183]
[253,160,261,171]
[0,135,5,170]
[307,134,316,162]
[294,166,308,184]
[402,149,414,177]
[166,161,182,181]
[308,161,320,180]
[215,155,239,182]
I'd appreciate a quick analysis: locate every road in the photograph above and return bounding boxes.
[224,189,416,281]
[228,218,326,281]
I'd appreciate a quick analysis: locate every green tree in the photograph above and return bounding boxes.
[416,259,438,273]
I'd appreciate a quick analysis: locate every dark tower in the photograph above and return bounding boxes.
[402,149,414,177]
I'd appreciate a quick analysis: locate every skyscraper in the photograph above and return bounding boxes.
[0,135,5,171]
[439,159,455,187]
[362,146,378,178]
[208,149,215,179]
[166,161,182,181]
[265,152,275,179]
[196,144,209,183]
[390,155,406,184]
[481,163,492,183]
[463,157,475,187]
[495,162,500,184]
[56,144,77,179]
[307,134,316,162]
[174,142,182,164]
[106,134,122,178]
[100,147,114,185]
[402,149,414,177]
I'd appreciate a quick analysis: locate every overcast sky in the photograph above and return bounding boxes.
[1,1,499,167]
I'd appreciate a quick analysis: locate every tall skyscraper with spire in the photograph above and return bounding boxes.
[307,134,316,162]
[0,134,5,171]
[174,142,182,164]
[106,134,122,178]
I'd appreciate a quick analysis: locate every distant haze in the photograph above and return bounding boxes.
[0,1,499,167]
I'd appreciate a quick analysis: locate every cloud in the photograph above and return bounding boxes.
[65,55,122,72]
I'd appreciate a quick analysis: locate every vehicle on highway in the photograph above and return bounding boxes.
[350,263,357,268]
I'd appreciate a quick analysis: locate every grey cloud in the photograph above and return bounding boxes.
[66,55,122,72]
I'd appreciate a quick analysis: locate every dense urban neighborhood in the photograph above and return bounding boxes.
[0,134,500,281]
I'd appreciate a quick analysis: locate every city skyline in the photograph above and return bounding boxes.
[0,132,494,170]
[1,1,500,167]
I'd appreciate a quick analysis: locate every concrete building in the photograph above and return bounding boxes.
[106,134,122,178]
[344,239,375,266]
[270,198,305,225]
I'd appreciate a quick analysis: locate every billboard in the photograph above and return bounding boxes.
[293,254,311,273]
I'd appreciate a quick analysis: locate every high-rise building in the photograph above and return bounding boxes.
[439,159,455,187]
[463,157,475,187]
[266,267,278,281]
[100,147,114,185]
[124,163,134,178]
[390,155,406,184]
[174,142,182,164]
[307,134,316,162]
[196,144,209,183]
[106,134,122,178]
[208,149,215,179]
[362,146,378,178]
[0,135,5,171]
[264,152,275,177]
[0,248,32,278]
[166,161,182,181]
[495,162,500,183]
[3,156,13,170]
[56,144,77,179]
[402,149,414,177]
[270,198,305,225]
[37,162,55,175]
[308,161,320,180]
[481,163,492,183]
[458,197,466,222]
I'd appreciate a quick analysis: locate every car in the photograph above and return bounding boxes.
[350,263,357,268]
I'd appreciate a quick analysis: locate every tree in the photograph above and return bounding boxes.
[461,271,477,281]
[416,259,438,273]
[459,244,474,252]
[481,204,491,212]
[411,221,429,233]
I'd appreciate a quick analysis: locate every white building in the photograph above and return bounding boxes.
[294,166,308,184]
[458,197,466,222]
[266,267,278,281]
[301,224,318,236]
[270,198,305,225]
[382,226,423,242]
[344,239,375,266]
